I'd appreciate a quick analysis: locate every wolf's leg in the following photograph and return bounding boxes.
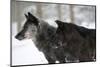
[57,57,66,63]
[79,55,95,62]
[67,55,79,62]
[56,54,66,63]
[54,48,66,63]
[44,53,56,64]
[79,51,95,62]
[79,57,94,62]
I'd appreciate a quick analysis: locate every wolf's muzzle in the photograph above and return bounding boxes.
[15,33,25,40]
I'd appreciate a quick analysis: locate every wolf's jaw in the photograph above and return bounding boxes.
[31,35,36,43]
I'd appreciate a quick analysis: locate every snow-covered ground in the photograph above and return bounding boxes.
[12,36,48,66]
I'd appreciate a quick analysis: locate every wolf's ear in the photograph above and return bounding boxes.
[28,12,38,20]
[55,20,63,27]
[28,12,33,17]
[24,14,28,19]
[28,12,39,26]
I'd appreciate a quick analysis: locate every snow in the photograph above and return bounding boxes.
[80,21,95,29]
[45,18,58,28]
[12,36,48,66]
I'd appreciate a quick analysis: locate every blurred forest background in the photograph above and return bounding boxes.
[11,0,96,65]
[11,0,96,36]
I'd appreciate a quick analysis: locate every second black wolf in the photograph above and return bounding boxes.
[55,20,96,62]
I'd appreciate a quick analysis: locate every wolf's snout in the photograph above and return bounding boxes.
[15,33,25,40]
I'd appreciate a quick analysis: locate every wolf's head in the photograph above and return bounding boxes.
[15,12,39,40]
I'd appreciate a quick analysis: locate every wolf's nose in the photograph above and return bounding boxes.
[15,35,24,40]
[15,35,19,40]
[15,35,18,39]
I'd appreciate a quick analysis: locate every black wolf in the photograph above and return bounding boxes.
[55,20,96,62]
[15,12,96,64]
[15,12,66,63]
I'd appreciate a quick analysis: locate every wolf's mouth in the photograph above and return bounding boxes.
[24,32,32,39]
[15,32,32,40]
[15,35,26,40]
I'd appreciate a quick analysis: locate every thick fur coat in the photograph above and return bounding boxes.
[15,12,96,64]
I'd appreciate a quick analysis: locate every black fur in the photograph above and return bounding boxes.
[55,20,96,62]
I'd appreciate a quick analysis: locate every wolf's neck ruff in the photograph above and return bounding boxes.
[32,20,57,51]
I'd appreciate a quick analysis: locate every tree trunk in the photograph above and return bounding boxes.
[36,3,42,19]
[57,4,62,20]
[69,5,74,23]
